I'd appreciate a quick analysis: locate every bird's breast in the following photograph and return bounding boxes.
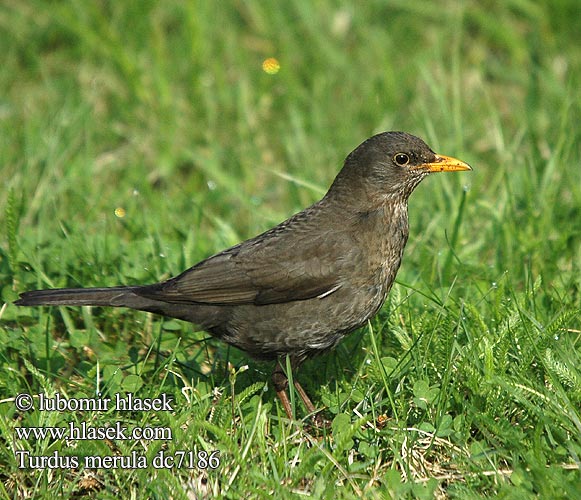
[342,202,410,321]
[354,201,409,272]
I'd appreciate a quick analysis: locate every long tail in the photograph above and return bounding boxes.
[14,285,217,327]
[14,287,139,307]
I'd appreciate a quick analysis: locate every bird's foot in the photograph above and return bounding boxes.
[309,412,331,429]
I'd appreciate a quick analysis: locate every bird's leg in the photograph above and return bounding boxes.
[272,359,327,426]
[272,362,293,420]
[292,379,316,414]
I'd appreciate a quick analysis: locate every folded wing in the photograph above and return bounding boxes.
[135,212,356,306]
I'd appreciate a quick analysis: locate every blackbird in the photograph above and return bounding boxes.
[15,131,471,421]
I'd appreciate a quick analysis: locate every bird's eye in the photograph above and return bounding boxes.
[393,153,410,166]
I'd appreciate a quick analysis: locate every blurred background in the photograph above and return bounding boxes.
[1,1,579,498]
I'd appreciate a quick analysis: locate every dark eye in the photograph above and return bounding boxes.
[393,153,410,166]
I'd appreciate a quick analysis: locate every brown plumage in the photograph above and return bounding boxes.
[15,131,471,421]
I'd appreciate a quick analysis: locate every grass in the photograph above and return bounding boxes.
[1,0,580,498]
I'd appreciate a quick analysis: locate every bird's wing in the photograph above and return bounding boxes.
[136,211,356,306]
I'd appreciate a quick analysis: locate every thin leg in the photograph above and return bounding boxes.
[271,359,327,425]
[272,362,293,420]
[276,388,293,420]
[294,379,329,428]
[293,380,316,414]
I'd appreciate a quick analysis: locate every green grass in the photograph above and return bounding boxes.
[1,1,580,498]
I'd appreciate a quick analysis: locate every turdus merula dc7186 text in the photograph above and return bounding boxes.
[16,132,471,421]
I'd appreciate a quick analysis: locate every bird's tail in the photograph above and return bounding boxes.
[14,285,215,327]
[14,287,139,308]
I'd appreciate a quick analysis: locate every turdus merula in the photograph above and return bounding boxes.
[15,131,471,421]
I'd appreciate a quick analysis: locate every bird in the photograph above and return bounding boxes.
[15,131,471,422]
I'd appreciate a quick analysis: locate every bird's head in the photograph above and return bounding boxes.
[329,131,471,206]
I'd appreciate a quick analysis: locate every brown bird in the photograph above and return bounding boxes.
[15,132,471,421]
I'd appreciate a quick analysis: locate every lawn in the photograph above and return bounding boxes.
[0,1,580,498]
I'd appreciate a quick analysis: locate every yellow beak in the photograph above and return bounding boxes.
[420,154,472,173]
